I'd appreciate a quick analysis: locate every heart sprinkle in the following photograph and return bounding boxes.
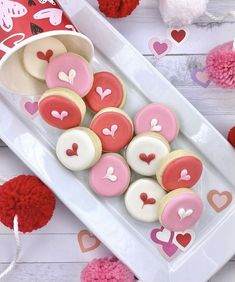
[139,153,156,165]
[207,190,232,213]
[170,28,187,44]
[51,110,68,120]
[178,208,193,219]
[102,124,118,138]
[140,192,156,208]
[58,69,76,85]
[149,38,172,59]
[96,87,112,100]
[66,143,78,157]
[178,169,191,182]
[103,167,117,182]
[37,49,53,63]
[150,118,162,132]
[191,67,211,88]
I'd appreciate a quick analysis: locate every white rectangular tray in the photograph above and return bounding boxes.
[0,1,235,281]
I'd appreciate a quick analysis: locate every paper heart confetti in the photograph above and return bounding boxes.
[102,125,118,138]
[139,153,156,165]
[140,193,156,208]
[96,87,112,100]
[178,208,193,219]
[150,226,179,260]
[21,98,39,118]
[191,67,211,88]
[58,69,76,85]
[104,167,117,182]
[173,229,195,251]
[149,38,172,59]
[179,169,191,181]
[169,28,188,44]
[51,110,68,120]
[66,143,78,157]
[207,190,232,213]
[77,230,101,253]
[150,118,162,132]
[37,49,53,63]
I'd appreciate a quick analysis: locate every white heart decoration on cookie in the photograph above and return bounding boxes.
[155,228,172,243]
[178,208,193,220]
[104,167,117,182]
[51,110,68,120]
[102,125,118,138]
[150,118,162,132]
[179,169,191,181]
[58,69,76,85]
[96,87,112,100]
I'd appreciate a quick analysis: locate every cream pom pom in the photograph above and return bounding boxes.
[159,0,209,27]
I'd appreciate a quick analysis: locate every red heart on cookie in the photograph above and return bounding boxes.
[140,192,156,208]
[139,153,156,165]
[66,143,78,157]
[37,49,53,63]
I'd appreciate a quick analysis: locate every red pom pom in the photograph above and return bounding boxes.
[0,175,55,233]
[228,127,235,148]
[98,0,139,18]
[206,41,235,89]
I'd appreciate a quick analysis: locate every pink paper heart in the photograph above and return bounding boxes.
[25,101,38,116]
[149,38,172,59]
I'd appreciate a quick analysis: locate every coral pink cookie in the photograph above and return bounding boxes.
[126,133,170,176]
[89,153,131,197]
[46,53,94,97]
[124,178,166,222]
[39,88,86,129]
[158,188,203,231]
[90,108,134,153]
[84,72,126,112]
[134,103,179,143]
[157,150,203,191]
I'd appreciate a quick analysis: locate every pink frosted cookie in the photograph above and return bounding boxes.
[157,150,203,191]
[134,103,179,143]
[126,133,170,176]
[89,153,131,197]
[158,188,203,231]
[46,53,94,97]
[124,178,166,222]
[84,72,126,112]
[90,108,134,153]
[39,88,86,129]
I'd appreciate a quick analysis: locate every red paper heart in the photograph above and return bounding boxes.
[37,49,53,63]
[140,193,156,208]
[139,153,156,165]
[66,143,78,157]
[176,233,191,248]
[171,29,186,43]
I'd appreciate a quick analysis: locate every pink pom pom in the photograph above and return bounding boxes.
[81,256,135,282]
[206,41,235,89]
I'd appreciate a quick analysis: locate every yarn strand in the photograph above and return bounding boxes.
[0,215,21,280]
[205,10,235,22]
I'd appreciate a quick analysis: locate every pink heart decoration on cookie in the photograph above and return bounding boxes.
[207,190,232,213]
[51,110,68,120]
[149,38,172,59]
[102,125,118,138]
[77,230,101,253]
[179,169,191,181]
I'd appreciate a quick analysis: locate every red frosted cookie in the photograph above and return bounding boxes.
[39,88,86,129]
[156,150,203,191]
[84,72,126,112]
[90,107,134,152]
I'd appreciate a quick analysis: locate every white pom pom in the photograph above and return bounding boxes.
[159,0,209,27]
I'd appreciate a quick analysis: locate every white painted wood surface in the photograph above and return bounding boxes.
[1,0,235,281]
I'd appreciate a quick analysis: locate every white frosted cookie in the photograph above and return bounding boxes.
[56,127,102,171]
[124,178,166,222]
[23,37,67,80]
[126,132,170,176]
